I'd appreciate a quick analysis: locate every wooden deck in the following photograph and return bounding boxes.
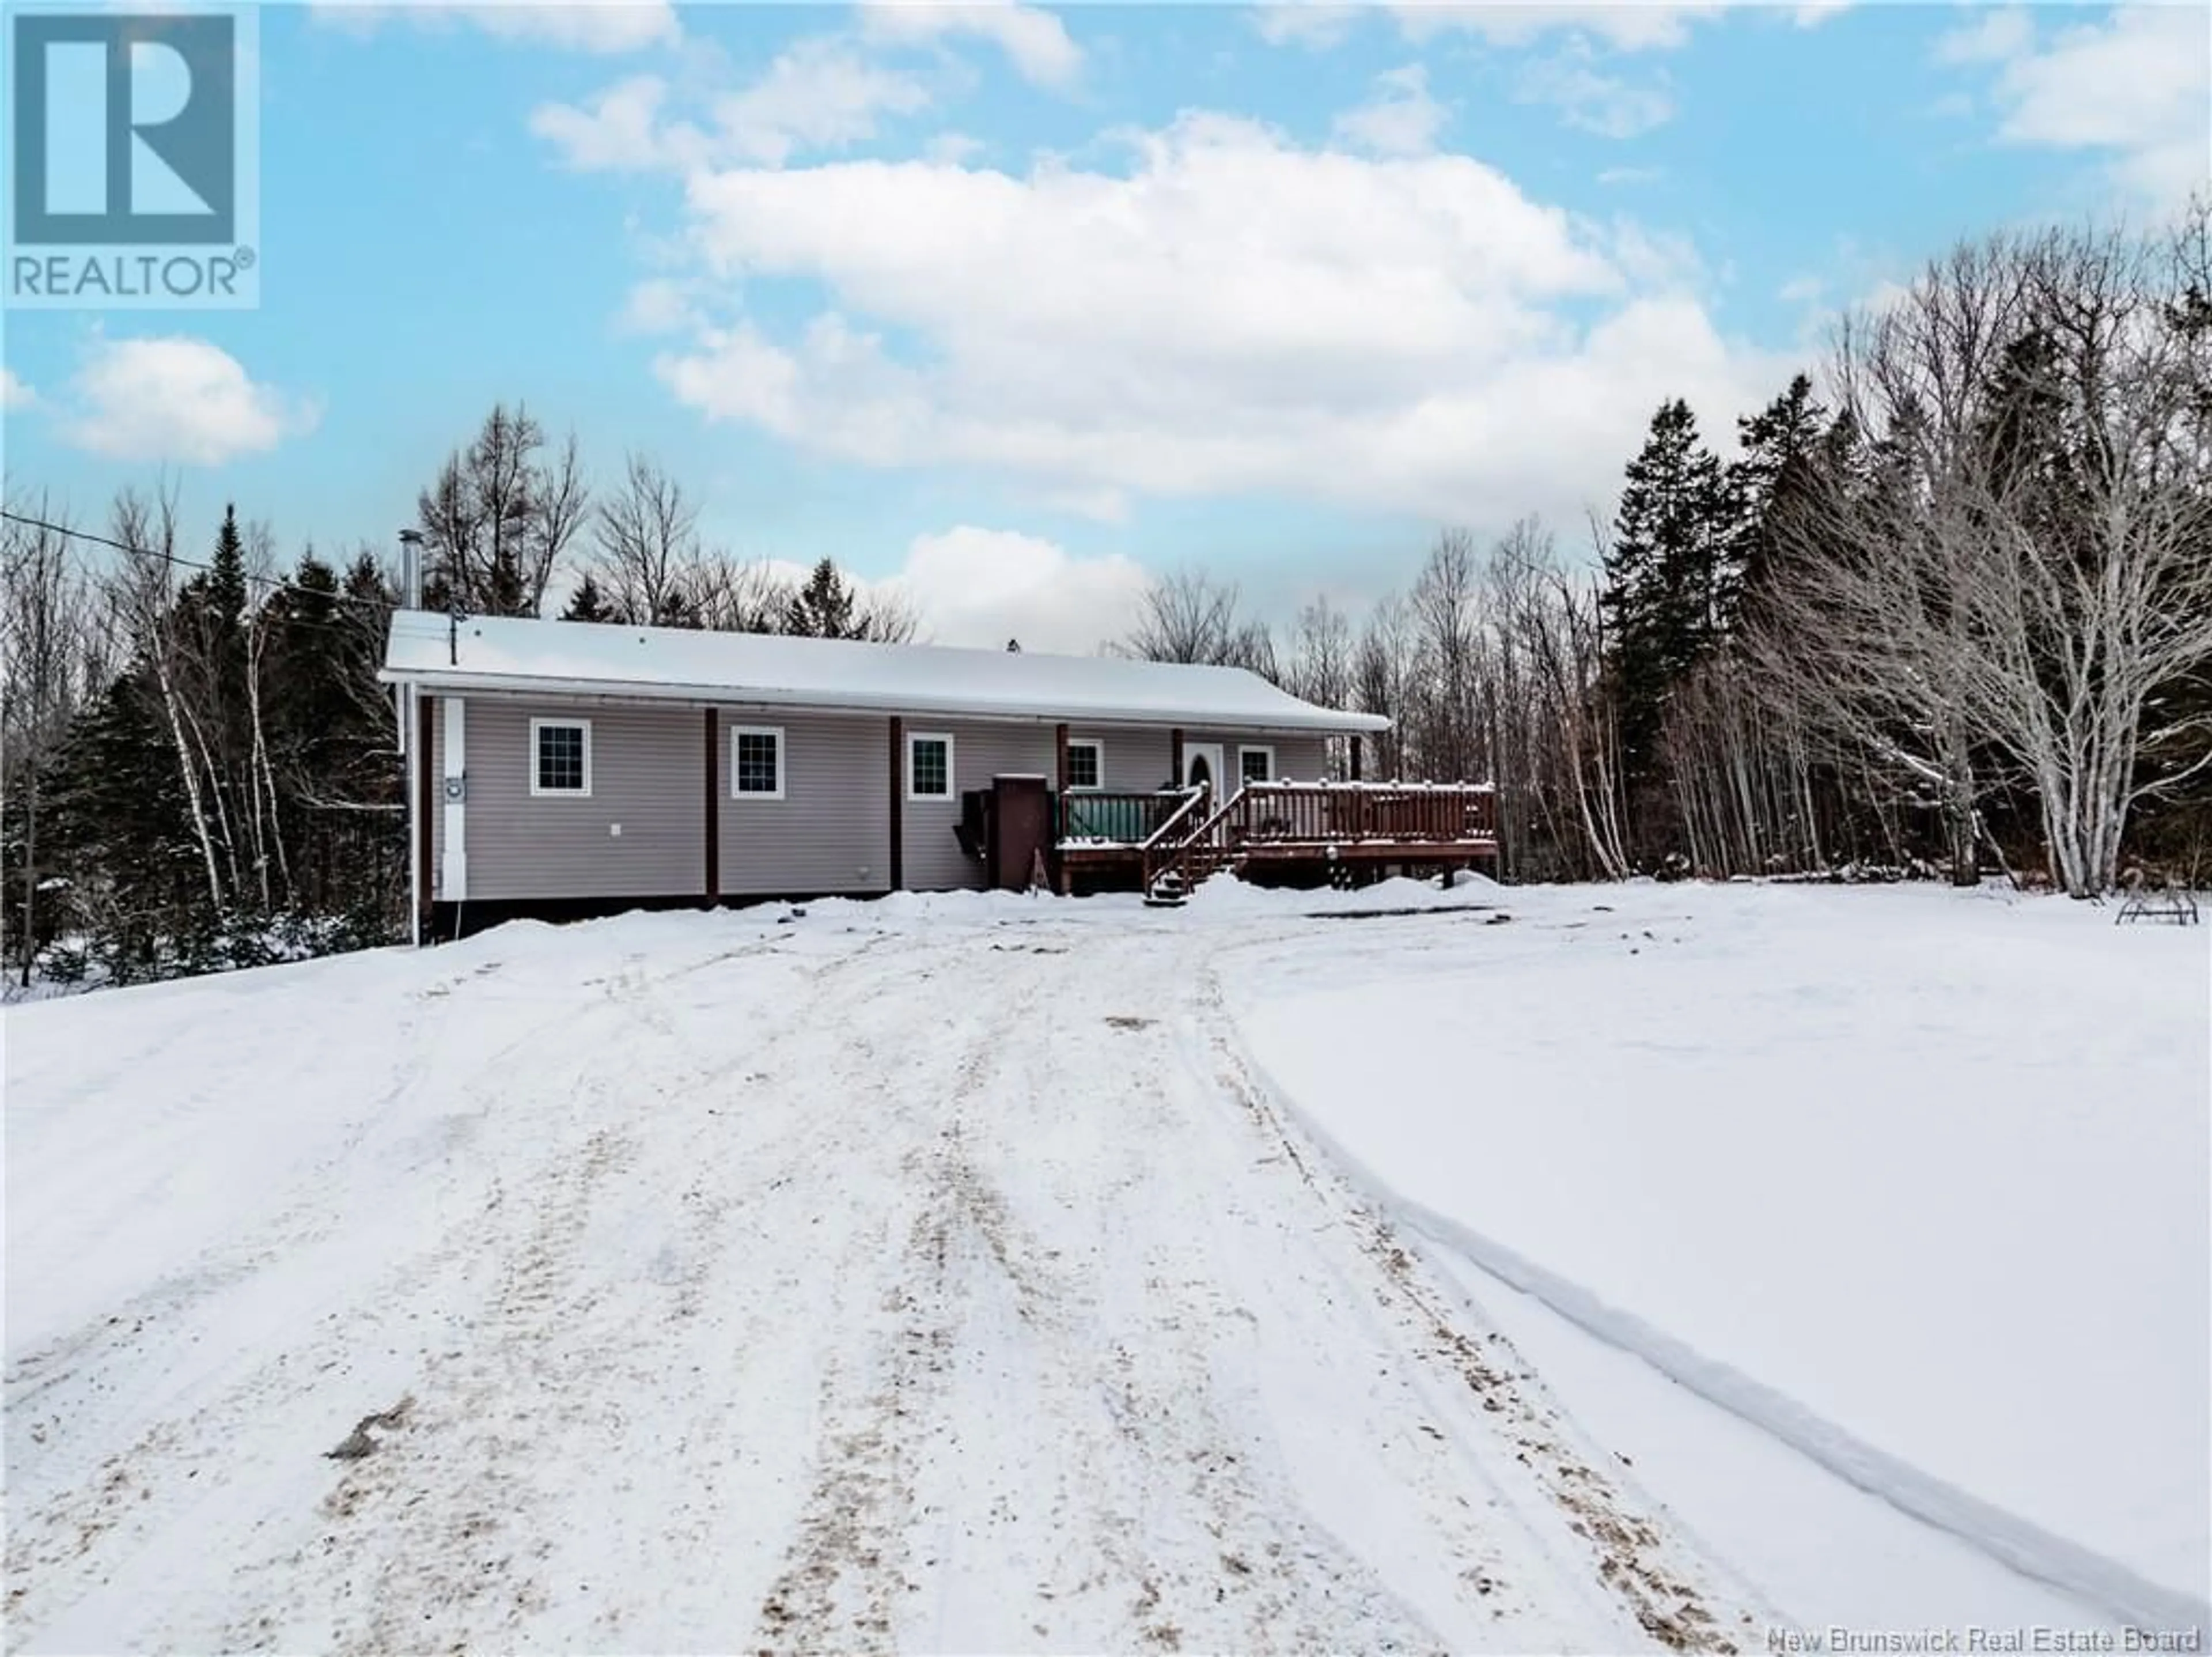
[1056,780,1499,895]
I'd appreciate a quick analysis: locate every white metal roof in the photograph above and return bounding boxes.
[380,611,1390,735]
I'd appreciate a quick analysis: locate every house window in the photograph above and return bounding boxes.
[531,718,591,797]
[1239,745,1275,785]
[1066,739,1103,791]
[732,726,785,800]
[908,733,954,800]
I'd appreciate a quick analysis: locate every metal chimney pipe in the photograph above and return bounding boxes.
[398,527,424,610]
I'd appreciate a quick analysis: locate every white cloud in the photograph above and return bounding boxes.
[1933,7,2033,66]
[530,74,698,171]
[714,37,933,166]
[534,40,933,171]
[641,112,1783,528]
[1959,5,2210,205]
[2,368,34,411]
[927,131,987,166]
[59,338,319,465]
[858,2,1082,89]
[881,527,1152,652]
[1516,46,1675,138]
[1332,64,1448,157]
[310,0,678,54]
[1249,1,1726,53]
[616,275,704,335]
[1249,2,1366,50]
[1391,3,1724,53]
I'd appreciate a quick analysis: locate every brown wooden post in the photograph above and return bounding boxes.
[1170,727,1184,788]
[1349,733,1362,781]
[888,716,905,892]
[1052,721,1071,894]
[702,709,719,907]
[415,693,435,941]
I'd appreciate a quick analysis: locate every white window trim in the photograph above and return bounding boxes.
[730,724,786,801]
[907,731,956,801]
[1065,737,1105,792]
[1238,744,1277,785]
[529,717,592,798]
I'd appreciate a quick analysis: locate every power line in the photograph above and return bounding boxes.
[1,507,415,623]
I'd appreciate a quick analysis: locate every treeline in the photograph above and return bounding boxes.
[1122,209,2212,895]
[0,414,911,988]
[1,493,403,985]
[4,207,2205,988]
[411,410,918,641]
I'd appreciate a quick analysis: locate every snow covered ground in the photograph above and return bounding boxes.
[1224,880,2211,1640]
[5,879,2204,1652]
[7,884,1748,1654]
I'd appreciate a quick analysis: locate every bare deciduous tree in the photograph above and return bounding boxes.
[1,496,95,983]
[1353,593,1415,781]
[1118,569,1276,677]
[592,453,702,627]
[109,486,225,910]
[415,404,588,616]
[1761,211,2212,893]
[1408,529,1483,783]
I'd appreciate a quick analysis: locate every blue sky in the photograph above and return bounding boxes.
[3,0,2206,649]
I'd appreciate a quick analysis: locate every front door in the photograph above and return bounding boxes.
[1184,742,1225,795]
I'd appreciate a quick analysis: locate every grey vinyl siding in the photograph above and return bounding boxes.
[421,693,1362,905]
[1067,728,1332,790]
[1072,728,1175,792]
[1248,733,1330,781]
[902,719,1055,891]
[442,697,704,901]
[719,710,891,896]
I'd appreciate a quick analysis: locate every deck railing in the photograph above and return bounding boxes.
[1209,779,1497,849]
[1123,779,1497,895]
[1057,788,1202,848]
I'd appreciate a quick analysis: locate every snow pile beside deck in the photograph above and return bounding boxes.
[1222,882,2211,1629]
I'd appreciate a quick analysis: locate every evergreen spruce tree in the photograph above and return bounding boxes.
[1982,328,2071,501]
[44,670,200,979]
[1724,374,1831,624]
[562,574,612,623]
[1601,398,1729,781]
[782,558,861,639]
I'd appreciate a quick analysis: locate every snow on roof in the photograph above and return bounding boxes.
[380,610,1389,735]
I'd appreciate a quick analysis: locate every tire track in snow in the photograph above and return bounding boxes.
[6,921,933,1652]
[1194,951,1762,1654]
[1391,1187,2210,1641]
[878,922,1589,1653]
[748,952,1072,1652]
[13,907,1793,1652]
[1203,934,2209,1643]
[302,926,955,1656]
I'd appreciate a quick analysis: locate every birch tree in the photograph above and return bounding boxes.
[110,486,226,912]
[1762,214,2212,894]
[1,498,94,982]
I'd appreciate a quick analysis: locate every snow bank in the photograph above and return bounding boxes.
[1184,869,1501,915]
[1220,882,2211,1630]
